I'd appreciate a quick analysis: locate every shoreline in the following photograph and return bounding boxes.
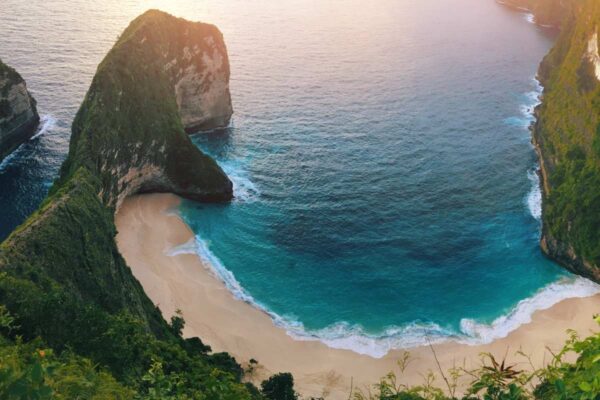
[116,193,600,399]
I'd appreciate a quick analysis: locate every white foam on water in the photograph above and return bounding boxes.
[164,77,594,358]
[164,231,600,358]
[218,159,260,203]
[191,133,260,203]
[524,13,535,24]
[519,78,544,221]
[282,321,457,358]
[459,277,600,344]
[0,114,56,172]
[31,115,57,139]
[526,166,542,221]
[0,149,20,172]
[192,235,258,305]
[165,237,197,256]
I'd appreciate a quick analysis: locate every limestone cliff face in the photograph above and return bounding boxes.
[585,31,600,82]
[60,10,233,208]
[0,60,39,162]
[0,10,236,341]
[172,34,233,133]
[530,0,600,282]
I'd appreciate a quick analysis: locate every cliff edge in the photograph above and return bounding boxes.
[0,11,254,397]
[59,10,233,207]
[0,59,39,162]
[497,0,574,29]
[530,0,600,281]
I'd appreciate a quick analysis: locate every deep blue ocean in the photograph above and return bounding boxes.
[1,0,598,357]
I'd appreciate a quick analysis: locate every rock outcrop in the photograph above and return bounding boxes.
[0,10,235,345]
[59,9,233,208]
[0,14,255,397]
[0,59,40,162]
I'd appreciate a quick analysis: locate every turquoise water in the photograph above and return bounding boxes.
[1,0,598,357]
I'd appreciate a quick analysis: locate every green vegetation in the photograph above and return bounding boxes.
[3,4,600,399]
[0,10,256,400]
[528,0,600,277]
[261,373,298,400]
[348,319,600,399]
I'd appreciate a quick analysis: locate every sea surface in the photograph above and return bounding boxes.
[1,0,597,357]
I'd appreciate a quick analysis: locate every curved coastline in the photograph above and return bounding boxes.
[116,193,600,399]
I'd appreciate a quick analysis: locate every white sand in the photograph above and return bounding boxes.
[115,193,600,399]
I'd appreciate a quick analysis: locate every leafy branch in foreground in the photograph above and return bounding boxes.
[351,318,600,400]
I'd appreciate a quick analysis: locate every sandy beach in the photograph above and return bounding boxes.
[115,193,600,399]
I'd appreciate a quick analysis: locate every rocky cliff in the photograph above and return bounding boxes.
[498,0,575,29]
[0,11,254,398]
[0,59,39,162]
[529,0,600,281]
[58,10,233,208]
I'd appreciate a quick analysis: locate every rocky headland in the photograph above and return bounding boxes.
[0,10,257,399]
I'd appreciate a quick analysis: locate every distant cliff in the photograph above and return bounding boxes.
[498,0,575,29]
[0,59,39,162]
[528,0,600,281]
[0,11,257,399]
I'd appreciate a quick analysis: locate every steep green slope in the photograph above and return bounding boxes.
[0,10,257,399]
[532,0,600,281]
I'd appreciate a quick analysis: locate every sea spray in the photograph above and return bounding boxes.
[506,78,543,221]
[190,137,260,203]
[0,115,56,172]
[31,115,57,140]
[527,166,542,221]
[218,159,260,203]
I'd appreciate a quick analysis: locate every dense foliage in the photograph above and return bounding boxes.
[530,0,600,275]
[0,10,258,400]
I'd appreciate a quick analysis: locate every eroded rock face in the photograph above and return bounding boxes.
[154,13,233,133]
[585,31,600,81]
[0,60,40,162]
[172,40,233,132]
[62,10,234,209]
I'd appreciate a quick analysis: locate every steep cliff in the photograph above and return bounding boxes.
[0,11,254,398]
[498,0,575,29]
[59,10,233,207]
[531,0,600,281]
[0,59,39,162]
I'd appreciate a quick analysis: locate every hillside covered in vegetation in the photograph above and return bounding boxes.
[0,10,260,399]
[4,4,600,400]
[529,0,600,282]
